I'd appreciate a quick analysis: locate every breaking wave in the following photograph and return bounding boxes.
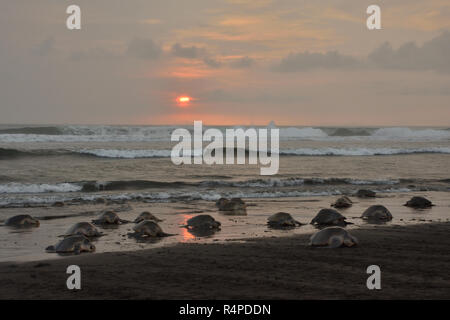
[1,146,450,160]
[0,187,420,207]
[279,147,450,156]
[0,177,401,194]
[78,149,172,158]
[0,125,449,142]
[0,183,82,194]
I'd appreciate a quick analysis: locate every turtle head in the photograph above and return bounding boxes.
[343,234,358,247]
[23,217,40,227]
[82,240,96,252]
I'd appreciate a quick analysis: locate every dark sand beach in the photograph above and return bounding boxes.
[1,222,449,300]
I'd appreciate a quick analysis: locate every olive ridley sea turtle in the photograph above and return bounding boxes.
[4,215,40,228]
[267,212,303,229]
[311,209,349,226]
[61,222,103,238]
[92,211,130,225]
[184,215,221,229]
[128,220,172,238]
[331,196,353,209]
[46,235,95,254]
[134,211,162,223]
[404,196,433,209]
[309,227,358,248]
[361,205,393,221]
[216,198,247,215]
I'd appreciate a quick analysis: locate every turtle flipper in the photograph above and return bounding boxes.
[159,232,175,237]
[74,244,81,255]
[294,220,303,226]
[118,219,131,224]
[127,231,141,239]
[45,245,56,253]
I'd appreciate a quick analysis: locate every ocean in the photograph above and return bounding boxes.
[0,124,449,261]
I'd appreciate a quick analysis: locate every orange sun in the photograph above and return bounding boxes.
[178,96,191,103]
[176,95,193,107]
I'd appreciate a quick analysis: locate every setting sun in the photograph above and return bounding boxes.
[177,96,191,103]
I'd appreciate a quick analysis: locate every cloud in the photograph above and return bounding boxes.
[203,57,222,68]
[69,48,120,61]
[272,32,450,73]
[200,88,306,103]
[127,38,162,59]
[274,51,357,72]
[368,31,450,72]
[32,37,55,56]
[171,43,205,59]
[230,56,254,68]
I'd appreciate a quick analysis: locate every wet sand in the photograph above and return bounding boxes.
[1,191,449,262]
[0,222,449,299]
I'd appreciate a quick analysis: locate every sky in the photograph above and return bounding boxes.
[0,0,449,126]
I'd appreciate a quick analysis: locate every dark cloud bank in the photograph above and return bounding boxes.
[274,32,450,73]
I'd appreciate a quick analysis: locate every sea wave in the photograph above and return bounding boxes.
[0,125,449,142]
[0,187,420,207]
[77,147,450,158]
[0,183,82,194]
[0,177,401,194]
[0,190,343,207]
[279,147,450,156]
[200,177,400,188]
[1,146,450,160]
[78,149,172,158]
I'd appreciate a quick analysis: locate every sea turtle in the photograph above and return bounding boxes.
[215,198,229,208]
[217,198,247,215]
[183,215,221,237]
[184,215,221,229]
[267,212,303,229]
[128,220,172,238]
[52,201,65,207]
[134,211,162,223]
[310,208,348,226]
[309,227,358,248]
[46,235,95,254]
[361,205,393,221]
[356,189,376,198]
[61,222,103,238]
[331,196,353,209]
[92,211,129,225]
[4,215,40,228]
[404,196,433,209]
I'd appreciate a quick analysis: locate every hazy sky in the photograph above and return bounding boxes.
[1,0,450,126]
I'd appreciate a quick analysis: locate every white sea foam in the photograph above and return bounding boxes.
[73,147,450,158]
[372,127,450,139]
[0,183,82,194]
[0,185,421,207]
[0,126,449,142]
[280,147,450,156]
[279,127,328,139]
[201,177,399,188]
[79,149,172,158]
[0,189,343,207]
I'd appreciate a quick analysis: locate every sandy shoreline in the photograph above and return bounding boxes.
[1,222,449,300]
